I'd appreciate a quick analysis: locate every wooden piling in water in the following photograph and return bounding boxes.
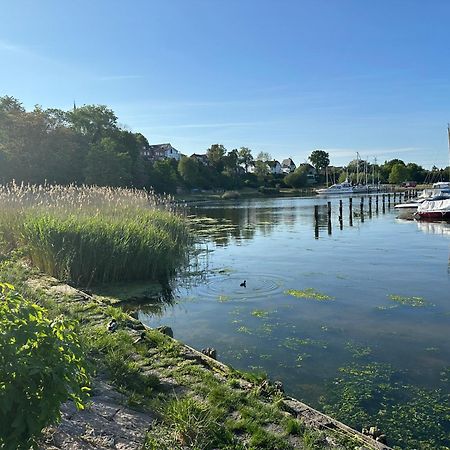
[327,201,332,220]
[339,199,343,220]
[314,205,319,239]
[368,196,372,215]
[387,193,391,207]
[360,197,364,222]
[349,198,353,226]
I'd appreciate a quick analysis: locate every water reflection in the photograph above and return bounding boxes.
[191,196,392,243]
[416,220,450,236]
[138,196,450,447]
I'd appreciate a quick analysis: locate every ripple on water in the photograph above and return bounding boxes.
[195,273,289,301]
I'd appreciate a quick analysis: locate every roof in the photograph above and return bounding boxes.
[282,158,296,166]
[267,160,281,167]
[148,143,179,152]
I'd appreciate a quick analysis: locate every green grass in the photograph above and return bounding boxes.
[0,184,191,285]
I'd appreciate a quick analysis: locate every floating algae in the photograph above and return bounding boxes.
[388,294,431,307]
[280,337,328,351]
[375,305,399,311]
[251,309,270,319]
[295,352,311,367]
[285,288,334,301]
[345,342,372,359]
[218,294,231,302]
[321,362,450,449]
[236,326,252,334]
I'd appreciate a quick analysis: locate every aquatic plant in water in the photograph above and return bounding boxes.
[284,288,333,301]
[388,294,431,307]
[320,362,450,449]
[236,326,252,335]
[251,309,269,319]
[345,342,372,359]
[280,337,327,351]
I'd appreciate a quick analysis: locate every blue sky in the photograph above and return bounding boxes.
[1,0,450,168]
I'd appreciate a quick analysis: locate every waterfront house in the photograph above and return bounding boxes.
[142,143,181,162]
[267,160,283,175]
[282,158,296,173]
[298,163,317,184]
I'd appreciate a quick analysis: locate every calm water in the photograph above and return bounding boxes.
[140,196,450,406]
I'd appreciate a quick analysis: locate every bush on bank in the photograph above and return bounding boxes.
[0,282,89,450]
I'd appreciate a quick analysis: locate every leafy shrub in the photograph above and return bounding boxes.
[0,282,89,450]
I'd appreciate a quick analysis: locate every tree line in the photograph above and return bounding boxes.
[1,97,448,193]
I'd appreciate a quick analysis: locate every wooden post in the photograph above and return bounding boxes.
[368,196,372,215]
[375,195,379,213]
[360,197,364,222]
[393,192,396,202]
[387,193,391,207]
[349,198,353,226]
[339,199,343,220]
[314,205,319,239]
[327,201,332,220]
[382,194,385,213]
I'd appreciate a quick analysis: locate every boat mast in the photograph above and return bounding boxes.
[356,152,360,185]
[365,158,368,186]
[448,123,450,181]
[372,157,376,186]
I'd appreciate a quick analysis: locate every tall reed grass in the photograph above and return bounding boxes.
[0,182,190,285]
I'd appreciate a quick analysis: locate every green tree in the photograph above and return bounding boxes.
[406,162,426,182]
[0,98,87,184]
[66,104,118,143]
[309,150,330,173]
[147,158,179,194]
[178,156,201,187]
[206,144,226,172]
[238,147,254,173]
[284,165,309,188]
[0,283,89,450]
[388,163,409,184]
[223,149,239,174]
[254,159,270,180]
[84,137,132,186]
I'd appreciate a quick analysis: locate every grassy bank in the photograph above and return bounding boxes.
[0,257,376,450]
[0,183,190,285]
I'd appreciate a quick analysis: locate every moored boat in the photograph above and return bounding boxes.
[415,197,450,220]
[316,180,370,195]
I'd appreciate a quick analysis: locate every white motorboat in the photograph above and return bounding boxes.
[316,180,368,195]
[415,197,450,220]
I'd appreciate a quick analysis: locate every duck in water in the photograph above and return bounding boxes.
[240,280,246,288]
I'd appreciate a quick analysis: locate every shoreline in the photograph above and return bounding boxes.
[18,268,391,450]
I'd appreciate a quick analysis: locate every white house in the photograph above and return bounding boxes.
[281,158,296,174]
[142,143,181,162]
[267,160,282,175]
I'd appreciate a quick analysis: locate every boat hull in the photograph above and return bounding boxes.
[416,211,450,220]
